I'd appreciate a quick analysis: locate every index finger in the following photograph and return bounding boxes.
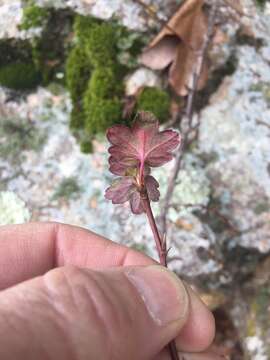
[0,222,152,290]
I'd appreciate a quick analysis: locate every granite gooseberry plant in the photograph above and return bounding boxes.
[105,111,181,360]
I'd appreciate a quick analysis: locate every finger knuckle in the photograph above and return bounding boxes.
[44,266,116,332]
[44,267,132,358]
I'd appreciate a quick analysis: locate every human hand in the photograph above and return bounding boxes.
[0,222,219,360]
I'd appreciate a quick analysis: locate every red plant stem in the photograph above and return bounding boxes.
[141,192,179,360]
[141,193,166,266]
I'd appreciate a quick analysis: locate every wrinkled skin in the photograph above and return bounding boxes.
[0,222,225,360]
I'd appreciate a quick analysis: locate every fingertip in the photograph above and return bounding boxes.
[176,285,216,352]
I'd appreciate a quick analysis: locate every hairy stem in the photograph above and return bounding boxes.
[141,194,166,266]
[141,193,179,360]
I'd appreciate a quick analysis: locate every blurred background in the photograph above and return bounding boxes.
[0,0,270,358]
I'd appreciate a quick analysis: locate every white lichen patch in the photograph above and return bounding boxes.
[152,154,211,221]
[245,335,268,360]
[0,191,31,225]
[199,44,270,252]
[0,0,23,39]
[0,0,176,32]
[167,214,221,276]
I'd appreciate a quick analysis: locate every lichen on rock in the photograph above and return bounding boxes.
[0,191,31,225]
[199,43,270,253]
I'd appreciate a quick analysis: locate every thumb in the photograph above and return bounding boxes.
[0,265,189,360]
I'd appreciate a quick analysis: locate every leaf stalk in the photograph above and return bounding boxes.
[141,192,179,360]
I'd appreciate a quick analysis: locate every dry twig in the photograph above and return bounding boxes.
[159,1,219,236]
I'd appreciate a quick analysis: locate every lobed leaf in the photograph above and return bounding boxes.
[105,174,160,214]
[107,112,180,177]
[105,111,179,215]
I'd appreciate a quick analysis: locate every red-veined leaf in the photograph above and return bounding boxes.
[107,112,180,177]
[105,174,160,214]
[105,177,136,204]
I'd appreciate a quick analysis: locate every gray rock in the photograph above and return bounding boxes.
[199,39,270,253]
[0,0,179,33]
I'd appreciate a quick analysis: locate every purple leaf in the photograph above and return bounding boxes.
[145,175,160,202]
[105,112,179,215]
[105,174,160,214]
[130,192,144,214]
[105,177,136,204]
[107,112,180,177]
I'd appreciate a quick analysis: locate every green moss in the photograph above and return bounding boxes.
[84,94,122,134]
[73,15,100,45]
[52,177,82,200]
[137,87,170,123]
[0,62,41,90]
[20,3,49,30]
[0,38,42,90]
[66,15,155,149]
[69,107,85,130]
[88,67,123,99]
[66,46,92,103]
[66,15,126,141]
[80,139,94,154]
[86,22,117,67]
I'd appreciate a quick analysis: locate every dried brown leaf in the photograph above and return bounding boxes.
[140,36,179,70]
[169,43,209,96]
[140,0,211,96]
[150,0,205,47]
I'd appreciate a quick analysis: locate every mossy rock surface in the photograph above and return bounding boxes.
[86,22,117,67]
[20,4,74,85]
[80,139,94,154]
[84,95,122,134]
[73,15,100,44]
[137,87,170,123]
[69,107,85,130]
[20,3,49,30]
[0,39,33,66]
[0,38,41,90]
[0,62,41,90]
[65,15,171,152]
[88,67,123,99]
[66,15,127,141]
[33,9,74,84]
[66,46,92,103]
